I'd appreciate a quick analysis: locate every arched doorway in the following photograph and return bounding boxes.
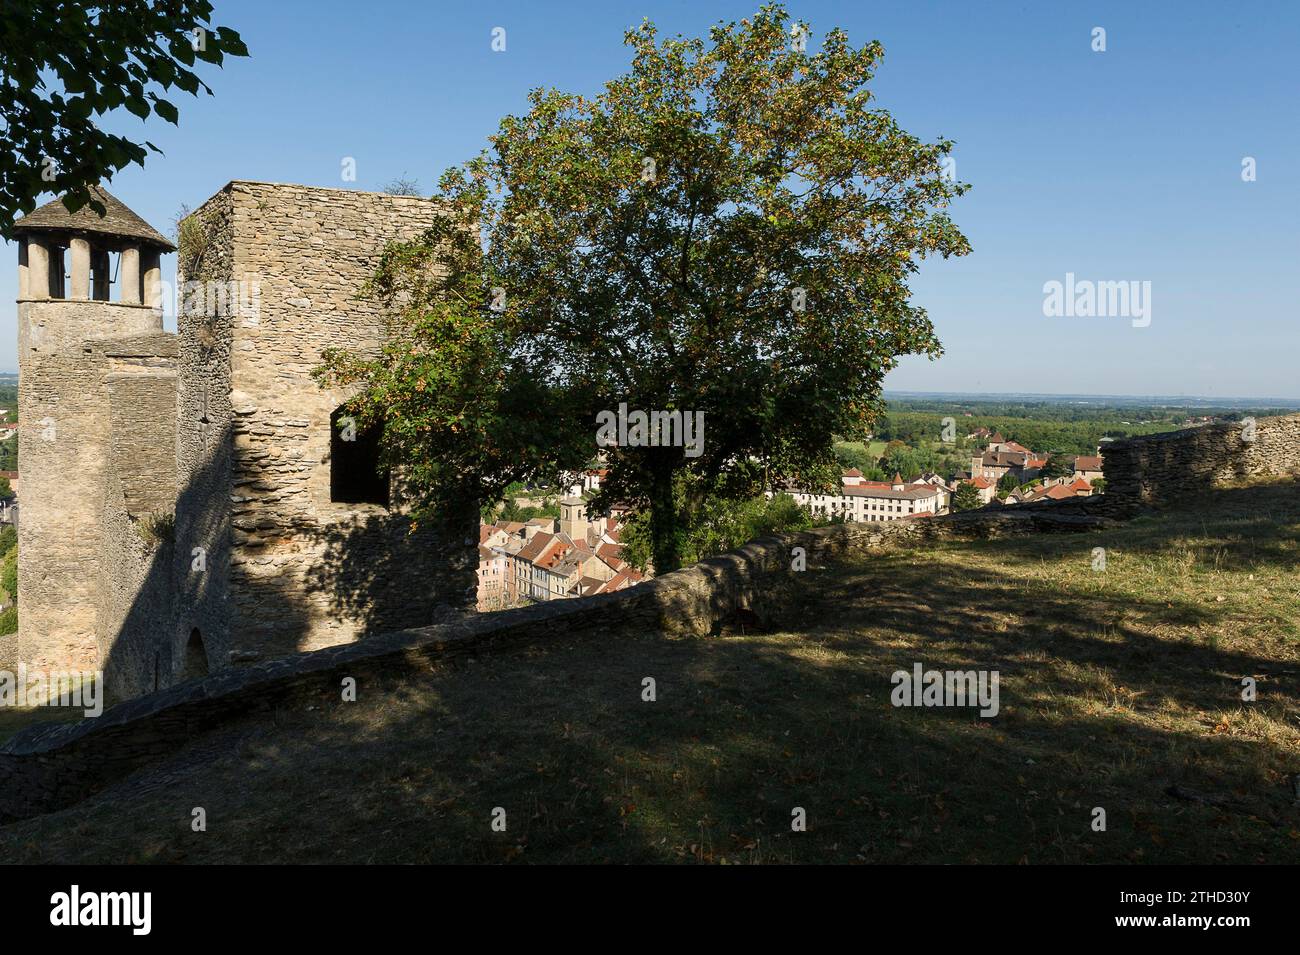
[183,628,209,681]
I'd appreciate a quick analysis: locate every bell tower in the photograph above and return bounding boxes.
[12,186,175,673]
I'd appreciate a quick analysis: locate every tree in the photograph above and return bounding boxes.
[381,175,423,196]
[1040,454,1073,481]
[620,482,811,572]
[0,0,248,235]
[951,482,981,512]
[833,441,874,473]
[317,4,969,574]
[880,444,939,481]
[1,545,16,600]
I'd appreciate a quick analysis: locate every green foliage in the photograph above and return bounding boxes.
[174,203,210,275]
[833,442,886,480]
[621,484,813,572]
[879,443,939,481]
[1039,454,1073,480]
[0,1,249,236]
[0,435,16,472]
[0,522,15,627]
[1,547,16,605]
[951,482,981,512]
[996,472,1020,493]
[316,4,969,571]
[491,498,560,524]
[870,397,1270,458]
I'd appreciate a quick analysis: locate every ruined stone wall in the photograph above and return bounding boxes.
[96,338,180,699]
[1102,413,1300,511]
[181,181,476,667]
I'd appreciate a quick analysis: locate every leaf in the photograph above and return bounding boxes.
[153,98,179,124]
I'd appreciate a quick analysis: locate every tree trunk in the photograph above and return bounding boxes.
[648,464,682,576]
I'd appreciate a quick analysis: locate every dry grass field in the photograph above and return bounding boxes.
[1,481,1297,863]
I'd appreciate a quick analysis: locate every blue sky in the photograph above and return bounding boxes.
[5,0,1297,398]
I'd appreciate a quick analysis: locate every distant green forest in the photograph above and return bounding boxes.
[826,396,1291,483]
[870,398,1283,458]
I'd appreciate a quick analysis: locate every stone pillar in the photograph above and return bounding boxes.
[142,249,162,309]
[120,245,141,304]
[26,238,50,300]
[69,237,90,300]
[17,241,29,299]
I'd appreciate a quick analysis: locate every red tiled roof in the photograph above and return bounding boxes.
[1073,455,1103,471]
[596,541,626,568]
[595,572,635,594]
[517,532,555,563]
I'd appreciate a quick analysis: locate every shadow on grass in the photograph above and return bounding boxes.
[1,481,1297,863]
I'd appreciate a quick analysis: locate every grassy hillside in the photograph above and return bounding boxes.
[1,481,1297,863]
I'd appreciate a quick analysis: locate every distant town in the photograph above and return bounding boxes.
[474,394,1295,611]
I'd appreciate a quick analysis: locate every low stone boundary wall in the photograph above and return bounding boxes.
[0,499,1110,823]
[1102,413,1300,511]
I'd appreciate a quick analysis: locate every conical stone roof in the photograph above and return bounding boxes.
[12,185,175,251]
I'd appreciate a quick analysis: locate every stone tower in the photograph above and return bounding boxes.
[12,187,176,676]
[559,497,589,542]
[9,181,477,702]
[168,181,476,675]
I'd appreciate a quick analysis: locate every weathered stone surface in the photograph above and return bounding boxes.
[1101,413,1300,512]
[8,182,476,701]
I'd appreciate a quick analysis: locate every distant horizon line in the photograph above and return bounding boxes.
[0,374,1294,407]
[884,390,1300,406]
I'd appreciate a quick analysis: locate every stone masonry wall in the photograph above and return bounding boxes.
[1102,412,1300,511]
[12,302,162,675]
[174,184,237,679]
[97,336,180,699]
[180,181,476,668]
